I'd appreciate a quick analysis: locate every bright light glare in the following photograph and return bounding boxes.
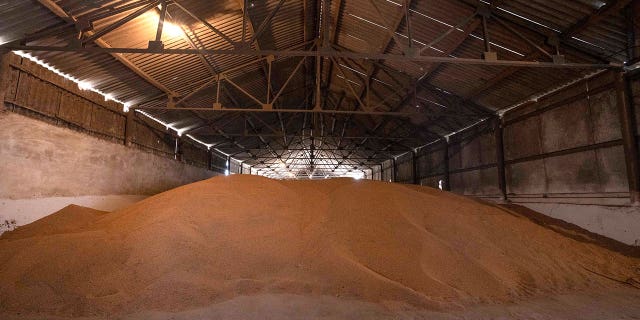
[163,22,184,38]
[153,7,183,38]
[78,81,93,91]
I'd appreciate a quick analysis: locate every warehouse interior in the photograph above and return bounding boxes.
[1,0,640,318]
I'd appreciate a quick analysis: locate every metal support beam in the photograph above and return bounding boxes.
[155,1,168,42]
[617,72,640,204]
[35,0,177,97]
[83,1,160,44]
[443,140,450,191]
[134,106,415,116]
[3,45,620,69]
[248,0,287,45]
[627,0,640,64]
[494,117,507,201]
[173,1,236,46]
[412,150,419,185]
[174,137,182,161]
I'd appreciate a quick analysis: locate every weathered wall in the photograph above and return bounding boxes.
[0,112,216,199]
[388,71,640,244]
[0,52,228,170]
[394,152,414,184]
[0,112,217,232]
[0,52,221,233]
[502,71,628,203]
[406,71,630,201]
[448,128,499,197]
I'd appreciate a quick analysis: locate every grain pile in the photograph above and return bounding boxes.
[1,175,639,319]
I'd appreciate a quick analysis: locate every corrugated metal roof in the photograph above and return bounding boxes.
[0,0,631,176]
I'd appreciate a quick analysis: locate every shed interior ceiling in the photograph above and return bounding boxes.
[0,0,632,179]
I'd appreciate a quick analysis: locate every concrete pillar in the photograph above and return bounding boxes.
[494,117,508,201]
[616,72,640,204]
[443,140,451,191]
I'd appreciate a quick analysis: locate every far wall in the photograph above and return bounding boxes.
[385,70,640,245]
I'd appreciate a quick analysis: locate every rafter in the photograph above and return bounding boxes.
[35,0,177,97]
[461,0,630,102]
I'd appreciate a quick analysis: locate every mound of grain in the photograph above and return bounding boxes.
[0,175,638,318]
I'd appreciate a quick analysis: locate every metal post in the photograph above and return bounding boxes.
[315,48,321,110]
[626,0,640,64]
[617,72,640,204]
[494,117,507,201]
[174,137,181,161]
[479,5,496,61]
[443,140,450,191]
[124,110,135,146]
[155,1,167,42]
[481,15,491,52]
[207,150,213,170]
[412,150,419,185]
[404,0,413,48]
[392,157,397,182]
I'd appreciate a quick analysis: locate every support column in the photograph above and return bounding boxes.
[617,72,640,204]
[494,117,508,201]
[391,157,397,182]
[240,162,244,174]
[412,150,419,185]
[0,49,12,110]
[443,139,450,191]
[174,137,182,161]
[626,0,640,64]
[124,110,135,146]
[207,150,213,170]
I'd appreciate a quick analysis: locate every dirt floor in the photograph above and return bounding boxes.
[1,175,639,319]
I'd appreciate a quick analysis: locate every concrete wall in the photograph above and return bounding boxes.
[0,112,217,233]
[502,72,628,202]
[0,52,219,234]
[388,71,640,245]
